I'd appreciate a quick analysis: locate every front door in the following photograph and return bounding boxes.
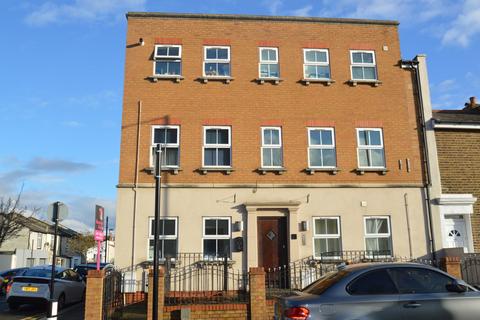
[257,217,288,268]
[444,216,468,252]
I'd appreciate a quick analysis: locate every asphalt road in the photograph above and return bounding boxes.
[0,295,84,320]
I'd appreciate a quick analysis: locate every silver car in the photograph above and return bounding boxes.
[275,263,480,320]
[6,265,85,310]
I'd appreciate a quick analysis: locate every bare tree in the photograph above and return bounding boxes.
[0,193,32,248]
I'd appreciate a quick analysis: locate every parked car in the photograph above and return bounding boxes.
[0,267,28,294]
[74,263,114,279]
[6,265,85,310]
[275,263,480,320]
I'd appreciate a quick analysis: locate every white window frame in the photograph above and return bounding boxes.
[202,217,231,259]
[350,50,377,80]
[153,45,182,76]
[150,125,180,168]
[303,49,330,80]
[147,217,178,261]
[313,217,341,259]
[307,127,336,168]
[261,127,283,168]
[202,126,232,168]
[37,233,43,250]
[356,128,385,169]
[258,47,280,79]
[364,216,392,257]
[203,46,231,78]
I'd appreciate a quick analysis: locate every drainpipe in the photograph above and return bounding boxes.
[400,58,436,260]
[404,193,413,260]
[130,100,142,274]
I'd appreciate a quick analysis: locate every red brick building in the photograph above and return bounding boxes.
[115,12,431,273]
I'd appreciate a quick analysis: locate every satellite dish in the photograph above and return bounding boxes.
[47,202,68,222]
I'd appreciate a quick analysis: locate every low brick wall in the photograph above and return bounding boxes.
[163,304,248,320]
[266,300,276,319]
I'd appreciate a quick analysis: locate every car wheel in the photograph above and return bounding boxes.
[58,293,66,310]
[8,301,20,311]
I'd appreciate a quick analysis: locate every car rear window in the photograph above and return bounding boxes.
[302,270,350,295]
[23,269,52,278]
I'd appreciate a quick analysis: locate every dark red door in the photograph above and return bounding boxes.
[257,217,288,268]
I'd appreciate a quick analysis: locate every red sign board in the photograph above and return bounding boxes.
[94,205,105,241]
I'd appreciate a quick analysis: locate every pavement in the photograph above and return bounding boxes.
[0,295,84,320]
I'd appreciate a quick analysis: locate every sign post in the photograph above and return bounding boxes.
[94,205,105,270]
[46,201,68,320]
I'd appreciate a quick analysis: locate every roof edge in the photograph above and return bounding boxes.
[126,12,399,26]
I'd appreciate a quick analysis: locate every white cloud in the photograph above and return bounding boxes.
[25,0,146,26]
[263,0,283,15]
[0,157,113,233]
[292,5,313,17]
[442,0,480,46]
[61,219,93,233]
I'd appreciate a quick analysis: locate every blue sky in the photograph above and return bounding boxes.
[0,0,479,232]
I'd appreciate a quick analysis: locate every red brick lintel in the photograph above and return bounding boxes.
[260,120,282,126]
[164,303,247,312]
[155,38,182,45]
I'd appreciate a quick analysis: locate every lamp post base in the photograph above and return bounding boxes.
[47,300,58,319]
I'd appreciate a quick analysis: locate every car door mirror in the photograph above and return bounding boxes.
[446,282,467,293]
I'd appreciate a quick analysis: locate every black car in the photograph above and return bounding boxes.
[0,268,28,294]
[74,263,114,278]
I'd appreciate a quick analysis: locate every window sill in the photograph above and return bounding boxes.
[143,166,182,175]
[257,167,287,175]
[147,75,184,83]
[348,79,382,87]
[198,76,234,84]
[306,167,340,175]
[355,167,388,175]
[255,78,283,85]
[301,78,335,86]
[198,167,234,175]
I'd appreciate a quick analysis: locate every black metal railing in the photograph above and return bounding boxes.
[319,250,394,263]
[265,251,439,298]
[102,269,124,320]
[164,256,249,305]
[461,254,480,288]
[265,256,338,298]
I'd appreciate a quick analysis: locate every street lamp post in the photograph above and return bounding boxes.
[152,144,163,320]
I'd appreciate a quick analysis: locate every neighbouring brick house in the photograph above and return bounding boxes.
[115,12,434,276]
[429,97,480,253]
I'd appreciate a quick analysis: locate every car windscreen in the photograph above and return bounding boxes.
[23,269,52,278]
[302,270,350,295]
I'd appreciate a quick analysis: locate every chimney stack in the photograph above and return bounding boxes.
[464,96,479,110]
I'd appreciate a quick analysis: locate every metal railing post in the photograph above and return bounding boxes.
[223,255,228,292]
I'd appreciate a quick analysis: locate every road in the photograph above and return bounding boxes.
[0,295,84,320]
